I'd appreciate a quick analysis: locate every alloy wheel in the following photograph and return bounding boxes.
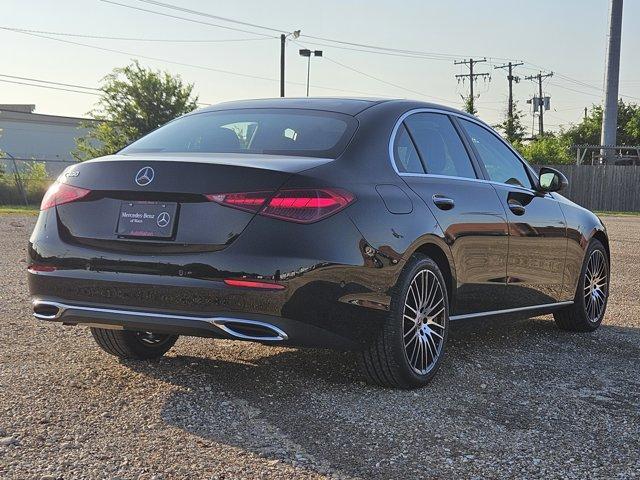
[402,269,446,375]
[584,249,608,322]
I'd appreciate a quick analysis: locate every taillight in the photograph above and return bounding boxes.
[40,182,91,210]
[205,191,271,214]
[206,188,355,224]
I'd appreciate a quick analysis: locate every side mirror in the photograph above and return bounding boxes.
[537,167,568,193]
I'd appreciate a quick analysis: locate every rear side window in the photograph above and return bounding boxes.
[121,109,357,158]
[404,113,476,179]
[393,124,424,173]
[459,119,532,188]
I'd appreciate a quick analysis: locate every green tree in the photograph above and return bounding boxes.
[563,100,640,147]
[517,133,573,165]
[462,96,477,116]
[496,101,526,144]
[518,100,640,165]
[75,61,198,160]
[622,103,640,141]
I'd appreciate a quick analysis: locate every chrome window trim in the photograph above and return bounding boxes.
[388,108,542,193]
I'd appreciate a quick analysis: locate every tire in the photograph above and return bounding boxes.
[90,328,178,360]
[554,239,609,332]
[358,254,449,389]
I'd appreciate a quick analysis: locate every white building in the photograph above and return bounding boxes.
[0,104,94,175]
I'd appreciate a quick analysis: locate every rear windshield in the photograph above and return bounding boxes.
[121,109,357,158]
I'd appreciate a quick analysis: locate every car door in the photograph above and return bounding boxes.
[394,111,509,316]
[457,118,567,309]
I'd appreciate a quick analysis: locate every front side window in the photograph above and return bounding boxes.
[460,119,532,188]
[404,113,476,179]
[121,109,357,159]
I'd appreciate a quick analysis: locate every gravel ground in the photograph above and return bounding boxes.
[1,213,638,479]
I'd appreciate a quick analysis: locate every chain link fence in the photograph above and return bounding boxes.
[0,157,76,205]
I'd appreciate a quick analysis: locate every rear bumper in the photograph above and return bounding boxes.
[31,297,361,347]
[28,208,402,350]
[28,267,390,350]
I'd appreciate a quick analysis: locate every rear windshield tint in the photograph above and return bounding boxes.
[121,109,357,158]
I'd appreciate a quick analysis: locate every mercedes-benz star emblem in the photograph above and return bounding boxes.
[135,166,155,186]
[156,211,171,228]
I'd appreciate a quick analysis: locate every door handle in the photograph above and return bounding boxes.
[508,199,526,216]
[432,194,455,211]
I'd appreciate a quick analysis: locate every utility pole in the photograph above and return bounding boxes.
[494,61,524,121]
[279,30,301,98]
[454,58,490,114]
[525,71,553,136]
[280,34,285,97]
[600,0,624,162]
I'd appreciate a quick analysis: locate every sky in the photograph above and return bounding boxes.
[2,0,639,134]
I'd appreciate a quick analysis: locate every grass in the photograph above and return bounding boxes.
[0,204,39,215]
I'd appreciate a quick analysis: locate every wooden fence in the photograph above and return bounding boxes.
[534,164,640,212]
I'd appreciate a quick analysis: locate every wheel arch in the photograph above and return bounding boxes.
[411,239,456,311]
[591,229,610,261]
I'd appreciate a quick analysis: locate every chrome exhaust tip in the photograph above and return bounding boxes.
[212,318,288,341]
[32,300,65,320]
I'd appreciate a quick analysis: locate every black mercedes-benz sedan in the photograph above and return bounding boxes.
[28,98,610,388]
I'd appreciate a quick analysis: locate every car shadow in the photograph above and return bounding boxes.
[122,315,640,478]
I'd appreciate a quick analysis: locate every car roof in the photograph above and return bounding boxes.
[197,97,475,119]
[199,97,391,115]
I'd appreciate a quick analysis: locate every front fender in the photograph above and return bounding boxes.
[555,194,609,297]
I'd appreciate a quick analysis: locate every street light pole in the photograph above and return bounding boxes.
[306,55,311,97]
[299,49,322,97]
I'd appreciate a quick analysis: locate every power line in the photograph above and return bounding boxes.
[107,0,300,99]
[0,74,99,91]
[306,48,456,103]
[0,26,275,43]
[3,27,281,82]
[0,72,214,105]
[98,0,276,38]
[291,38,461,61]
[303,35,514,63]
[547,81,640,102]
[133,0,463,59]
[548,82,603,98]
[100,0,640,104]
[0,78,100,96]
[6,3,637,113]
[3,27,385,98]
[134,0,288,34]
[526,62,640,101]
[102,0,517,63]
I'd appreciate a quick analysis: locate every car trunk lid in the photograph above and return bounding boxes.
[55,153,332,252]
